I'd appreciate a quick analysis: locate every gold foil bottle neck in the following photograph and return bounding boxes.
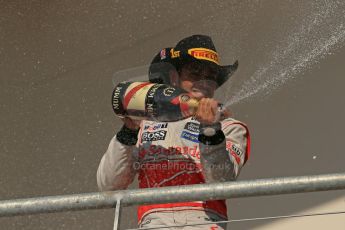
[186,98,199,114]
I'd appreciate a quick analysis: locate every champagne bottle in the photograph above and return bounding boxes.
[112,81,225,136]
[112,81,200,122]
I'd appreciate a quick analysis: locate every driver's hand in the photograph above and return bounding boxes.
[195,98,231,125]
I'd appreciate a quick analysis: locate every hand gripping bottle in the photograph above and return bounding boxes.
[112,81,200,122]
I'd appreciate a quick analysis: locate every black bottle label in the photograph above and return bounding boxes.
[112,81,191,121]
[112,81,132,115]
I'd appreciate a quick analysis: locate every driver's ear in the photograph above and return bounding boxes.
[169,70,180,87]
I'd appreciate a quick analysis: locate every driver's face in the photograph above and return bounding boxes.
[178,62,218,100]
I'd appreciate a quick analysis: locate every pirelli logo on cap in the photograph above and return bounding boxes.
[188,48,219,65]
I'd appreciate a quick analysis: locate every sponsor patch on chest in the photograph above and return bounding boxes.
[231,144,243,156]
[142,130,167,141]
[181,131,199,143]
[184,122,200,133]
[143,123,168,131]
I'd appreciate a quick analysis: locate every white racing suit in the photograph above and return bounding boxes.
[97,117,250,229]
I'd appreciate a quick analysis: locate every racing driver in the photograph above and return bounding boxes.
[97,35,250,229]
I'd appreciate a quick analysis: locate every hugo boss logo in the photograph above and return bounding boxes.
[142,130,167,141]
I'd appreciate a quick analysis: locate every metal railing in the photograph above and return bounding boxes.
[1,172,345,229]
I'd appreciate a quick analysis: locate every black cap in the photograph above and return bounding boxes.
[149,35,238,87]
